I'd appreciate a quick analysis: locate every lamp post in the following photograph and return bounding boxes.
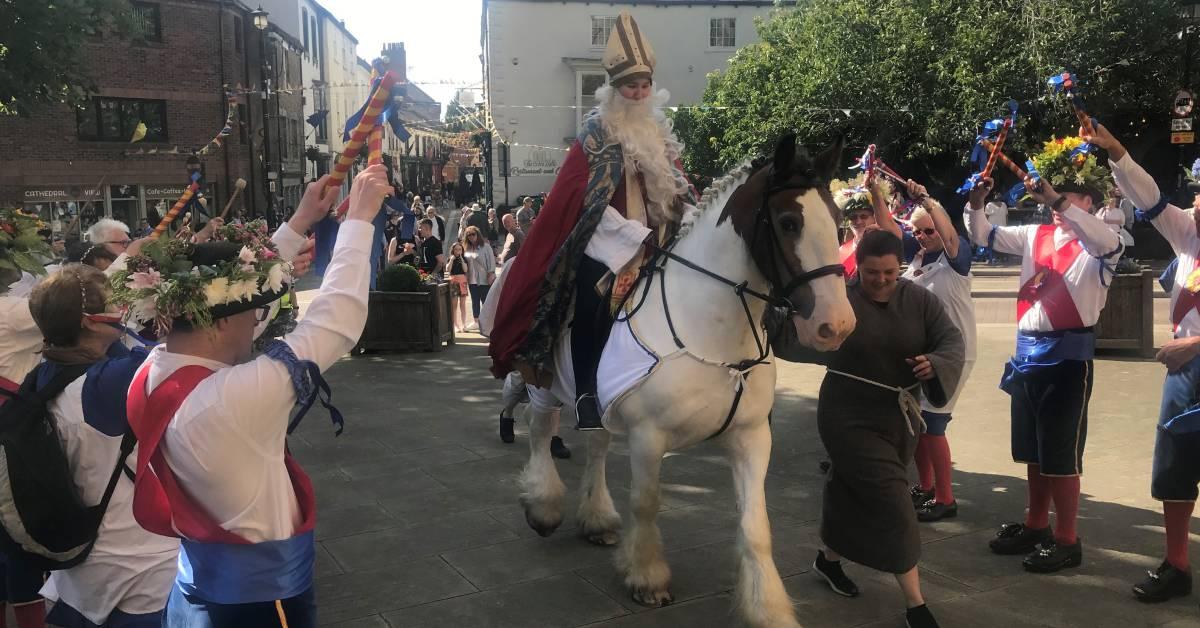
[251,6,275,227]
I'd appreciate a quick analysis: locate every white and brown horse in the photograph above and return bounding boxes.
[519,135,855,627]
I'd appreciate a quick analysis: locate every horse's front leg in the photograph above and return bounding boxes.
[725,420,799,628]
[576,428,621,546]
[518,394,566,537]
[618,428,672,606]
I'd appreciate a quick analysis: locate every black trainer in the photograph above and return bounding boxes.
[1133,560,1193,603]
[905,604,940,628]
[988,522,1052,555]
[917,501,958,523]
[499,415,516,444]
[575,394,605,431]
[550,436,571,460]
[1023,538,1083,573]
[813,550,859,597]
[910,485,934,509]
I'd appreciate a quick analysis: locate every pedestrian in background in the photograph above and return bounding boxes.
[461,225,495,331]
[445,241,470,332]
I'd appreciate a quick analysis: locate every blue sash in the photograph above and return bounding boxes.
[1000,329,1095,393]
[177,531,314,604]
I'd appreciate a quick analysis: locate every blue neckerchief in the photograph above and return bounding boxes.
[263,340,344,436]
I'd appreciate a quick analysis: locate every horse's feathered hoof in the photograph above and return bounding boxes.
[631,588,673,607]
[520,496,563,537]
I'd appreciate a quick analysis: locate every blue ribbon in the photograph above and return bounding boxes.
[1025,160,1041,183]
[1004,182,1026,206]
[957,173,982,195]
[178,531,314,604]
[342,78,411,143]
[263,340,345,436]
[850,147,872,173]
[1135,195,1170,222]
[1047,72,1076,94]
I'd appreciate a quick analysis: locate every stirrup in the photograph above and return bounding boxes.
[575,394,606,431]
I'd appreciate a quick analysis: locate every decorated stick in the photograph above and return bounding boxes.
[218,178,248,220]
[332,122,387,218]
[1048,72,1095,137]
[981,117,1013,179]
[325,71,398,193]
[150,175,200,240]
[978,139,1028,180]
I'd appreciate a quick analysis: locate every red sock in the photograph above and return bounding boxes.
[1164,501,1195,571]
[925,435,954,504]
[11,600,44,628]
[1025,464,1051,530]
[915,435,934,492]
[1049,475,1081,545]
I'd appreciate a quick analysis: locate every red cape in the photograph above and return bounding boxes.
[488,141,591,378]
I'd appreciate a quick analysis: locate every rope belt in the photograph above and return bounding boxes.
[827,369,925,436]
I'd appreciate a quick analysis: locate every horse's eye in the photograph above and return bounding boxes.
[779,216,800,233]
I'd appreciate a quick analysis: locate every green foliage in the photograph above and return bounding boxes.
[0,209,51,277]
[0,0,132,116]
[377,263,424,293]
[676,0,1190,186]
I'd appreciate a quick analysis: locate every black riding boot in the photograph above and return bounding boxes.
[572,256,615,430]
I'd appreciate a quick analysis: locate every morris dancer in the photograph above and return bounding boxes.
[874,179,977,522]
[965,142,1121,573]
[23,264,175,628]
[829,178,881,279]
[116,168,389,626]
[488,10,695,430]
[1087,121,1200,602]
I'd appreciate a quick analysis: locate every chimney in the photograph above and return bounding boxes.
[382,42,407,82]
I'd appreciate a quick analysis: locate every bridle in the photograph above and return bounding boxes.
[616,164,844,440]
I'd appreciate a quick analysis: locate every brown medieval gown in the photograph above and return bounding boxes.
[775,278,964,573]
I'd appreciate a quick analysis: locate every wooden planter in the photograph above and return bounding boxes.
[355,282,455,353]
[1095,270,1154,358]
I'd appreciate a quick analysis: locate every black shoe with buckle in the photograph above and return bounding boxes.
[917,501,958,523]
[550,436,572,460]
[905,604,940,628]
[499,414,516,444]
[989,522,1052,555]
[1023,538,1083,573]
[1133,560,1192,603]
[575,394,605,431]
[813,550,859,597]
[910,485,934,509]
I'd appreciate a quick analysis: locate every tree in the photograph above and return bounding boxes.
[675,0,1193,195]
[0,0,130,117]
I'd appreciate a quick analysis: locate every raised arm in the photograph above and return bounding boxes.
[964,177,1027,255]
[906,180,960,259]
[871,180,901,239]
[1023,176,1120,257]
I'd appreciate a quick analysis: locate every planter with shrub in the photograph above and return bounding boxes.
[355,264,455,353]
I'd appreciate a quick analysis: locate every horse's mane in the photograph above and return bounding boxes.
[678,158,761,239]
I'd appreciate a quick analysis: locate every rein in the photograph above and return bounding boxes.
[616,166,843,440]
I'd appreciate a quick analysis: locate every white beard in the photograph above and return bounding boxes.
[592,85,690,226]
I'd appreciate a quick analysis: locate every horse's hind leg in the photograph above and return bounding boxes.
[725,421,799,628]
[519,393,566,537]
[576,428,620,546]
[618,429,672,607]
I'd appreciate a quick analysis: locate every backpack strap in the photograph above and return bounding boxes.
[90,430,137,528]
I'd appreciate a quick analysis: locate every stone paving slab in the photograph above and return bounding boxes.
[294,318,1200,627]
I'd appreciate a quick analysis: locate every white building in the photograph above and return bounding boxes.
[481,0,775,207]
[298,0,329,181]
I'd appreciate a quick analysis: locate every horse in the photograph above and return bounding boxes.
[517,134,856,628]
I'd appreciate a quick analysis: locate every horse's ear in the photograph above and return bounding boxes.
[773,133,798,174]
[813,135,845,181]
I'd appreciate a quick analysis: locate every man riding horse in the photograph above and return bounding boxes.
[488,10,695,430]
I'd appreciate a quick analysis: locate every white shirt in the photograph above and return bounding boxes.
[1096,206,1134,246]
[40,351,179,623]
[1110,153,1198,336]
[462,244,496,285]
[966,202,1121,332]
[134,220,372,542]
[0,273,41,384]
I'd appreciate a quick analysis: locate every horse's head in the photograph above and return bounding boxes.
[720,134,856,351]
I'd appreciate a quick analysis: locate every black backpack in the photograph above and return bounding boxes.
[0,364,136,572]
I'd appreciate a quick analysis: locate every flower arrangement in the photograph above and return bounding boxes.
[1028,136,1111,196]
[0,208,52,277]
[109,221,291,334]
[829,175,890,215]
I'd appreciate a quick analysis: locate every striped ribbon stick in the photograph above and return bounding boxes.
[326,71,397,193]
[332,124,387,218]
[981,117,1013,179]
[978,139,1028,180]
[150,179,200,239]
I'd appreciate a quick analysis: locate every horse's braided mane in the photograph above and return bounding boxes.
[678,158,762,238]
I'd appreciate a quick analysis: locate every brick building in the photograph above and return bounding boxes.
[0,0,304,238]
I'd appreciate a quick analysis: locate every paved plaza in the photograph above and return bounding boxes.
[294,287,1199,627]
